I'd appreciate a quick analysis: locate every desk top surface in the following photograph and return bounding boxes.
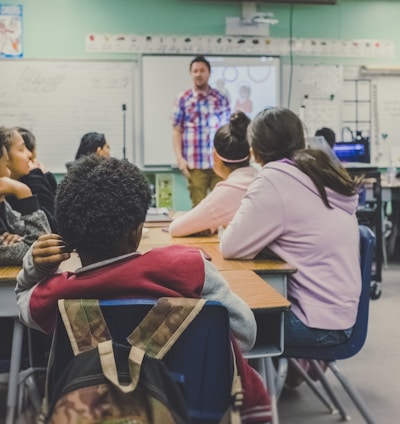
[0,262,289,313]
[0,266,20,281]
[140,227,296,273]
[221,270,290,311]
[0,226,293,311]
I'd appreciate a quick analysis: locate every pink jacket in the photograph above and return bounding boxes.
[220,161,361,330]
[169,166,258,237]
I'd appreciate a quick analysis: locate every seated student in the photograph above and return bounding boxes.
[315,127,336,149]
[16,155,271,423]
[16,126,58,190]
[5,127,58,232]
[169,111,258,237]
[220,107,362,350]
[0,127,50,265]
[65,131,110,171]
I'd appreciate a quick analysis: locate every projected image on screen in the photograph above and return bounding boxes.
[141,55,280,166]
[208,57,279,119]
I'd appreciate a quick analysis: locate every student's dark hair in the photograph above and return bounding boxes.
[249,107,359,208]
[315,127,336,149]
[214,111,251,168]
[250,107,306,164]
[190,55,211,72]
[14,127,36,152]
[0,126,15,152]
[0,127,7,158]
[56,155,152,259]
[75,132,106,160]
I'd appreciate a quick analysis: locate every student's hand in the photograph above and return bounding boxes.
[32,234,71,271]
[29,160,46,172]
[0,177,32,199]
[0,232,25,246]
[177,157,190,178]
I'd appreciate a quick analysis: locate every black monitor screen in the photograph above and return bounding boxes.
[333,142,368,163]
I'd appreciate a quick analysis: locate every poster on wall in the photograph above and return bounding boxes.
[0,4,22,58]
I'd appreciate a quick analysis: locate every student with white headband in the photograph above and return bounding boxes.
[169,111,258,237]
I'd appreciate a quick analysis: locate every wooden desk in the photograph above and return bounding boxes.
[0,266,20,281]
[140,227,296,295]
[221,270,290,312]
[141,226,219,246]
[140,227,294,269]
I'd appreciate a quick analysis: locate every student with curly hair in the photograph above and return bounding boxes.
[169,111,258,237]
[16,155,272,423]
[0,127,50,265]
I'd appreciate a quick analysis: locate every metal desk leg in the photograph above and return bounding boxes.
[6,318,24,424]
[265,357,279,424]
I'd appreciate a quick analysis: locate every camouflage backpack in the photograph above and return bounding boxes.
[40,298,243,424]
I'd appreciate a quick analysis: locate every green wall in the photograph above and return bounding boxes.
[4,0,399,63]
[2,0,399,210]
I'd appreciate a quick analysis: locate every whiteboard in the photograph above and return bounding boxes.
[0,60,135,173]
[140,54,281,167]
[372,77,400,166]
[281,64,344,138]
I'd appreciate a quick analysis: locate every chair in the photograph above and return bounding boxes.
[354,170,383,299]
[48,299,233,424]
[280,225,376,423]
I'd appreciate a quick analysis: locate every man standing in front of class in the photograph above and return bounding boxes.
[172,55,231,207]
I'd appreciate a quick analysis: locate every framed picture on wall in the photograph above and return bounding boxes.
[0,4,23,58]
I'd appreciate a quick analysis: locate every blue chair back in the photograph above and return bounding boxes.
[49,299,233,424]
[284,224,376,360]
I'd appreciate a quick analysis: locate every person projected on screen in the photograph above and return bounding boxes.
[234,84,253,115]
[171,55,231,207]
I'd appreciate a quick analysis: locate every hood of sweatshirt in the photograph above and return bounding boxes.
[265,160,359,215]
[221,166,259,191]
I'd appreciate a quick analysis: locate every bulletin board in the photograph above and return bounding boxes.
[0,60,135,173]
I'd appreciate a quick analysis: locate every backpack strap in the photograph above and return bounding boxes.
[98,340,144,393]
[218,344,243,424]
[58,299,112,355]
[127,297,207,359]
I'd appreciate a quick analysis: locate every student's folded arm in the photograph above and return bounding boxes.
[201,258,256,352]
[0,202,50,266]
[15,244,57,292]
[15,244,60,331]
[0,242,30,266]
[5,201,51,245]
[220,176,285,259]
[169,196,216,237]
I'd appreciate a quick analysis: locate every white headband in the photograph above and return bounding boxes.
[214,150,249,163]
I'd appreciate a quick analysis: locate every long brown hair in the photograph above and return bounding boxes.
[249,107,361,208]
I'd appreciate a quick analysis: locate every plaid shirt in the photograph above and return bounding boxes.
[171,87,231,169]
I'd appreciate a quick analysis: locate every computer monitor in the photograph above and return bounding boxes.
[333,141,370,163]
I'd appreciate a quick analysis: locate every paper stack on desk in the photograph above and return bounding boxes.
[145,207,172,222]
